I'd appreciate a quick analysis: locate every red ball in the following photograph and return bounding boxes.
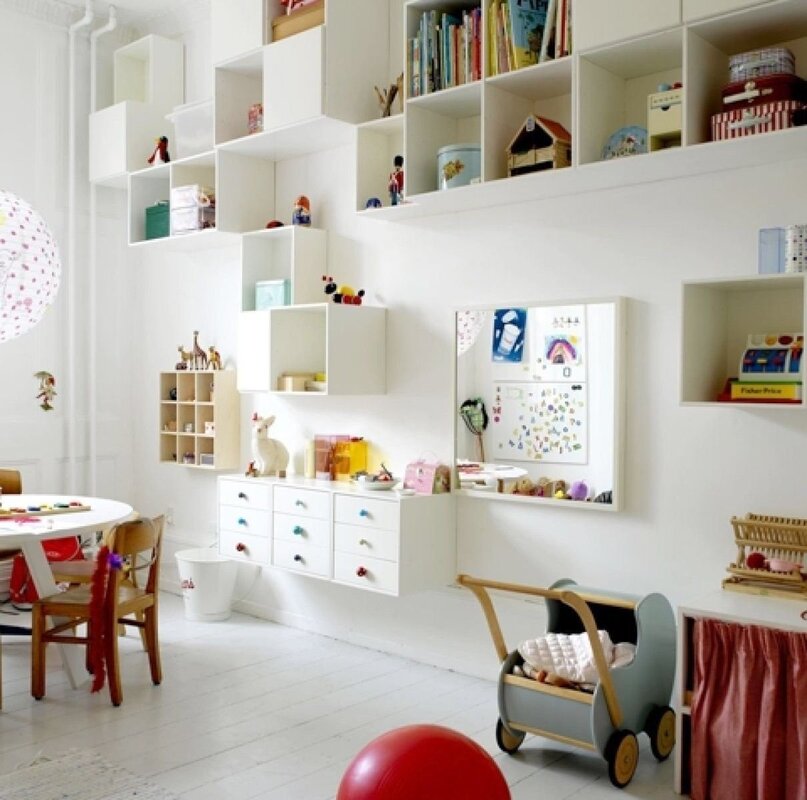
[337,724,511,800]
[746,552,766,569]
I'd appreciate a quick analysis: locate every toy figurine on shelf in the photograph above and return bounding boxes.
[292,195,311,226]
[208,346,222,370]
[34,371,56,411]
[388,155,404,206]
[192,330,208,370]
[147,135,170,165]
[176,345,192,370]
[365,197,382,209]
[323,275,365,306]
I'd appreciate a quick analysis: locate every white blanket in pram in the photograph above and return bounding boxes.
[518,630,635,687]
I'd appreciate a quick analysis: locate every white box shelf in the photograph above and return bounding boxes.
[356,115,405,212]
[680,274,806,407]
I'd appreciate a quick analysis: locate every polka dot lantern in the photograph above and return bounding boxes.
[0,190,61,343]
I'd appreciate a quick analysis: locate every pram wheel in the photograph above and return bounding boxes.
[645,705,676,761]
[495,719,525,754]
[605,729,638,788]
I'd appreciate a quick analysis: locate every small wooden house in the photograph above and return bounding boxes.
[507,115,572,177]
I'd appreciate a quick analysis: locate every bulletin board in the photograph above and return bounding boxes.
[490,381,588,463]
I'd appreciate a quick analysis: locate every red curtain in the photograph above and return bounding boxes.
[691,618,807,800]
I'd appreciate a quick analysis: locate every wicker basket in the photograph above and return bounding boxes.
[723,513,807,598]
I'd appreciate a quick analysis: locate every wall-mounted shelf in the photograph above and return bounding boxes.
[681,273,806,407]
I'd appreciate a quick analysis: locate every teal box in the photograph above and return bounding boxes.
[145,201,170,240]
[255,279,290,309]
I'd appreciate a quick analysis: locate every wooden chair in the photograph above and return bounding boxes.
[0,469,22,494]
[31,515,164,706]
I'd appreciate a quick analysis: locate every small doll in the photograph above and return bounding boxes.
[292,195,311,226]
[388,155,404,206]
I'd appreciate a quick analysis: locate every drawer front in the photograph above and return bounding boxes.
[272,539,330,578]
[219,479,273,510]
[274,485,330,519]
[219,505,271,538]
[333,552,399,595]
[334,494,399,532]
[219,530,270,564]
[334,522,399,562]
[273,512,330,548]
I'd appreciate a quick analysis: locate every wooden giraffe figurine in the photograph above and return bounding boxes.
[192,330,208,370]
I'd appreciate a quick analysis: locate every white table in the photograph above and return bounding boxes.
[0,494,134,688]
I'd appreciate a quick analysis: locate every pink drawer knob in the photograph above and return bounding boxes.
[356,566,368,578]
[294,553,304,563]
[236,542,247,553]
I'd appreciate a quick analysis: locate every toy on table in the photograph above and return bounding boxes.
[247,413,289,478]
[292,195,311,226]
[388,155,404,206]
[147,135,170,165]
[34,371,56,411]
[322,275,365,305]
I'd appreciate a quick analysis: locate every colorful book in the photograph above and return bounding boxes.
[507,0,551,70]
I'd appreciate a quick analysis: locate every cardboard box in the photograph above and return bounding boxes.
[270,0,324,42]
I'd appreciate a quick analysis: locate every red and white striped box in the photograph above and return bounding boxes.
[711,100,804,141]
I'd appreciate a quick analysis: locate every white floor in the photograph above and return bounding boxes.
[0,593,677,800]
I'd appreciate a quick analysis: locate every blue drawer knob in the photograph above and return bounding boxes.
[293,525,304,536]
[238,517,247,526]
[293,553,304,563]
[359,509,369,518]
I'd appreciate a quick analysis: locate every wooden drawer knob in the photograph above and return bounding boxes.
[236,542,247,553]
[293,525,304,536]
[356,566,368,577]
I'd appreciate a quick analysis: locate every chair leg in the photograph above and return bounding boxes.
[136,610,148,650]
[104,616,122,706]
[31,606,47,700]
[144,607,162,685]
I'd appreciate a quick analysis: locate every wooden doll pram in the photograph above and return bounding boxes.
[458,574,676,788]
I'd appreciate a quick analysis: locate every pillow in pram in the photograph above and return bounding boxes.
[518,630,635,686]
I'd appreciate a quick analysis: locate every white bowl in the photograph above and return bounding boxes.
[355,476,398,491]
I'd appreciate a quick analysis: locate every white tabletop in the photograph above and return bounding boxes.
[0,494,134,545]
[679,588,807,633]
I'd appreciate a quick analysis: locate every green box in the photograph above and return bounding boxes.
[145,202,170,240]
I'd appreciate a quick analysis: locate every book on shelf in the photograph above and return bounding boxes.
[507,0,553,70]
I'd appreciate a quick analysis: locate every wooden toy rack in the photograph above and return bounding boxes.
[723,513,807,598]
[0,503,91,520]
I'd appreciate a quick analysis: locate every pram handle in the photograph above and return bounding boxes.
[457,573,624,729]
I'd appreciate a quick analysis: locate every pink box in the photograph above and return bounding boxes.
[711,100,804,141]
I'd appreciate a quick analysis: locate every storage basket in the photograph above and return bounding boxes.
[729,47,795,82]
[723,513,807,598]
[711,100,804,141]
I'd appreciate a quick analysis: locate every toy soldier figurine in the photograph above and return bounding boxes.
[388,155,404,205]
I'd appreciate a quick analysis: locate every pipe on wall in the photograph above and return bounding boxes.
[88,6,118,495]
[67,0,94,494]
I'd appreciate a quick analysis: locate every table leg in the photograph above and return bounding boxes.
[20,541,87,689]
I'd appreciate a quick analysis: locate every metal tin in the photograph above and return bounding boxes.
[728,47,794,83]
[437,144,481,190]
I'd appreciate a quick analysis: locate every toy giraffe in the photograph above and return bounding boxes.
[192,331,208,370]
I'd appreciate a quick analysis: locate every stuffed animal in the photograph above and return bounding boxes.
[250,413,289,478]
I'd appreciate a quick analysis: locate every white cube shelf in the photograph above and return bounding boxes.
[573,0,681,52]
[114,35,184,112]
[356,115,405,212]
[680,274,806,407]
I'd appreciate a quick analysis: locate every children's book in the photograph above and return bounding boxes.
[507,0,551,70]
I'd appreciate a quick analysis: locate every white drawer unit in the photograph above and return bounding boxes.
[273,485,330,519]
[219,530,270,564]
[219,478,272,510]
[217,476,456,594]
[334,522,399,563]
[272,539,330,578]
[334,494,399,532]
[273,512,330,548]
[333,551,399,595]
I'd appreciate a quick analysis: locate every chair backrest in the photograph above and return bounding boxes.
[0,469,22,494]
[106,515,165,596]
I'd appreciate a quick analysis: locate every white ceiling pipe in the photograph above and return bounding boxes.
[88,6,117,495]
[67,0,94,495]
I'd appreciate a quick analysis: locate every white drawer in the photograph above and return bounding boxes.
[219,479,272,510]
[334,522,399,563]
[333,551,399,595]
[274,485,330,519]
[219,530,270,564]
[334,494,399,532]
[273,512,330,548]
[219,505,271,538]
[272,539,330,578]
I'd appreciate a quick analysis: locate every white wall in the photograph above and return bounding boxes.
[5,1,807,681]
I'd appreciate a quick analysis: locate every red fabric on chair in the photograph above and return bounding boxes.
[691,618,807,800]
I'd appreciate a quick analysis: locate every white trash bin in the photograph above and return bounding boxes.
[175,548,237,622]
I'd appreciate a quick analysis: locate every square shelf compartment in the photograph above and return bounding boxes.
[215,47,265,146]
[681,274,806,406]
[356,115,405,212]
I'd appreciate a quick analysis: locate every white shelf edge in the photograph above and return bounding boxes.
[456,488,617,511]
[129,229,239,251]
[680,401,805,409]
[361,127,807,222]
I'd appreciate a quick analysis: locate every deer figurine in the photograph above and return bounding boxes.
[249,413,289,478]
[192,330,208,370]
[176,346,193,370]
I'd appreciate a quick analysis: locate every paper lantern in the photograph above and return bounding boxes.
[0,190,61,343]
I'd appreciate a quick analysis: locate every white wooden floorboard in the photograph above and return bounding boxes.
[0,593,676,799]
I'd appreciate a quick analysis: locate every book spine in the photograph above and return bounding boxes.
[541,0,557,62]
